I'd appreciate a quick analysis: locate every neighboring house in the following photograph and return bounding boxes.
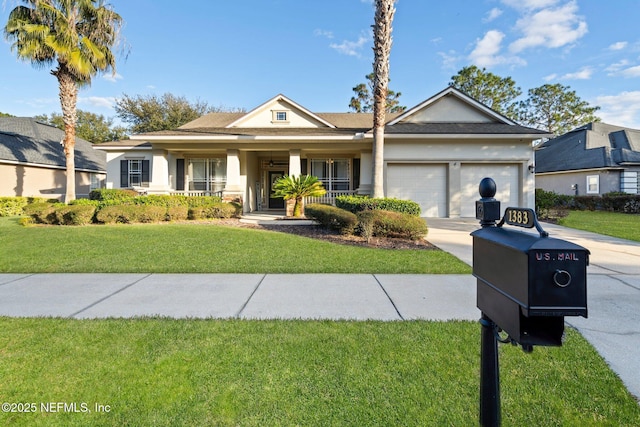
[535,122,640,196]
[96,87,548,217]
[0,117,106,200]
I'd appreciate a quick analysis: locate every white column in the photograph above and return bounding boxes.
[289,149,301,177]
[358,151,372,195]
[224,149,242,192]
[149,150,170,193]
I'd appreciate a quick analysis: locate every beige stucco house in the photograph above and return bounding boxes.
[0,117,106,200]
[96,87,549,217]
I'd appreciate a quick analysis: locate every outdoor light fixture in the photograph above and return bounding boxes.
[528,164,535,173]
[269,152,274,168]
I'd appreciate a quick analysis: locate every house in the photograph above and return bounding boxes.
[0,117,106,200]
[96,87,549,217]
[535,122,640,196]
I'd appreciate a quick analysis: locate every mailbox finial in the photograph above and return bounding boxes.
[479,177,496,199]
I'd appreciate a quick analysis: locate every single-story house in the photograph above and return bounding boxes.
[535,122,640,196]
[0,117,106,200]
[96,87,549,217]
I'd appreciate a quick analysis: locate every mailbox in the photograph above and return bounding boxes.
[472,178,589,348]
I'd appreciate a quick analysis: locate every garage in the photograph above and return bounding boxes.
[460,164,519,217]
[386,163,448,217]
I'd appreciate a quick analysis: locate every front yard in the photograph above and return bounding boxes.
[0,217,470,274]
[558,210,640,242]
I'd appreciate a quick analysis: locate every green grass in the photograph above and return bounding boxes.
[0,217,470,274]
[558,211,640,242]
[0,318,638,426]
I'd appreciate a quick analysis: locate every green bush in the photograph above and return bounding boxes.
[69,198,101,207]
[186,196,224,208]
[166,206,189,221]
[356,210,428,241]
[23,202,60,224]
[601,193,640,213]
[54,205,96,226]
[188,202,239,220]
[0,197,29,217]
[89,188,138,203]
[535,189,572,220]
[95,205,166,224]
[336,195,421,216]
[305,204,358,235]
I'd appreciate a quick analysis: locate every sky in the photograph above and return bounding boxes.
[1,0,640,129]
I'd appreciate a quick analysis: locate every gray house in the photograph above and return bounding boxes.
[0,117,106,200]
[535,122,640,195]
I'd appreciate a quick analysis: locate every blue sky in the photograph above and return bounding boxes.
[2,0,640,129]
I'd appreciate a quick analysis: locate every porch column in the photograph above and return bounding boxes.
[357,151,372,195]
[223,149,243,203]
[289,149,301,177]
[149,150,170,194]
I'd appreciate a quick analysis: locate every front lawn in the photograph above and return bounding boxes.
[558,210,640,242]
[0,318,638,426]
[0,217,470,274]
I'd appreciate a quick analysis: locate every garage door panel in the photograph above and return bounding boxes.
[461,165,518,217]
[387,164,447,217]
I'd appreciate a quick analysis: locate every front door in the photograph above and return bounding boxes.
[268,171,285,209]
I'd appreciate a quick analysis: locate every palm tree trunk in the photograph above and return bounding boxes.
[371,0,395,198]
[54,65,78,203]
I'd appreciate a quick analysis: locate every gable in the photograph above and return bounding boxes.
[399,94,496,124]
[227,95,335,129]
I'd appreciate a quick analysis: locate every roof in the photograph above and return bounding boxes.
[535,122,640,173]
[0,117,106,172]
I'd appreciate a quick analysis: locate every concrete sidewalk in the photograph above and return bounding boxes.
[0,273,478,321]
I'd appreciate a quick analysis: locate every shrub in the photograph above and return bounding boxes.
[535,189,572,220]
[166,206,189,221]
[95,205,166,224]
[89,188,138,203]
[186,196,224,208]
[23,202,60,224]
[188,202,239,220]
[0,197,29,217]
[54,205,96,226]
[305,204,357,235]
[336,195,421,216]
[356,210,428,241]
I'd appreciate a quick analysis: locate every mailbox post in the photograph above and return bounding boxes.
[473,177,589,427]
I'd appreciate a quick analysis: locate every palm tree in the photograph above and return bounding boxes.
[272,175,326,217]
[4,0,123,202]
[371,0,396,198]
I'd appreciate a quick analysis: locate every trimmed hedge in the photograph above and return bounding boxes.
[54,205,96,226]
[535,189,640,216]
[0,197,29,217]
[166,206,189,221]
[188,202,239,220]
[95,205,166,224]
[336,195,421,216]
[305,204,358,235]
[23,202,60,224]
[356,210,428,241]
[89,188,138,203]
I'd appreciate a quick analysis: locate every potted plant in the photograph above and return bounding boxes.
[272,175,326,217]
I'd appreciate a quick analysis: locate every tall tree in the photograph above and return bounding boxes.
[35,109,128,143]
[515,83,600,135]
[349,72,405,113]
[115,93,242,134]
[4,0,123,202]
[371,0,396,198]
[450,65,521,118]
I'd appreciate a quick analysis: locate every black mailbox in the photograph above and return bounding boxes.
[473,226,589,347]
[472,178,589,348]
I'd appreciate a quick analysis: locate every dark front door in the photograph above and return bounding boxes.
[268,171,285,209]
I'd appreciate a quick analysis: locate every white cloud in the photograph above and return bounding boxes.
[608,41,628,51]
[483,8,503,23]
[501,0,559,10]
[468,30,525,67]
[559,67,594,80]
[102,72,123,83]
[508,1,587,53]
[438,50,460,71]
[596,91,640,129]
[620,65,640,78]
[79,96,117,109]
[313,29,334,39]
[544,73,558,81]
[329,33,370,57]
[606,59,630,74]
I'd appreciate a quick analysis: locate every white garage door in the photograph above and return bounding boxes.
[387,164,447,217]
[460,164,519,217]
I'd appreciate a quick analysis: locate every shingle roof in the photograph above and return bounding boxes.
[384,122,548,135]
[535,122,640,173]
[0,117,106,172]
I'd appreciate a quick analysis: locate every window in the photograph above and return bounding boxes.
[188,158,226,192]
[120,159,149,188]
[272,110,289,123]
[587,175,599,194]
[90,173,101,190]
[311,159,350,192]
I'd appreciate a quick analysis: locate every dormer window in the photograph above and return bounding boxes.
[272,110,290,124]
